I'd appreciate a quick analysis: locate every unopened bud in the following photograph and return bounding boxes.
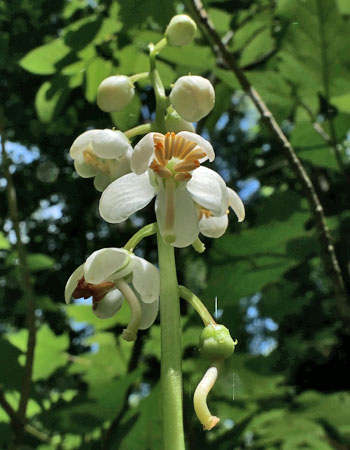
[97,75,134,113]
[165,15,197,47]
[200,324,237,360]
[170,75,215,122]
[165,110,195,133]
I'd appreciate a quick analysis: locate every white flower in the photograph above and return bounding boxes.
[70,129,132,191]
[199,187,245,238]
[65,248,159,340]
[99,132,232,247]
[97,75,135,113]
[170,76,215,122]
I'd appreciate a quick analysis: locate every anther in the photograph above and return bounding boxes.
[174,160,200,172]
[83,150,110,173]
[154,142,166,166]
[174,172,192,181]
[185,149,206,161]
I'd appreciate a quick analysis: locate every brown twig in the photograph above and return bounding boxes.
[0,132,37,425]
[0,388,51,443]
[188,0,350,325]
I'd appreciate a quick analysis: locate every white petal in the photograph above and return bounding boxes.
[187,166,228,216]
[131,133,157,175]
[228,187,245,222]
[99,172,156,223]
[177,131,215,162]
[131,256,160,303]
[93,289,124,319]
[200,214,228,238]
[93,172,111,192]
[92,130,131,159]
[70,130,99,159]
[84,248,132,284]
[156,184,199,248]
[74,156,98,178]
[139,297,159,330]
[65,264,85,304]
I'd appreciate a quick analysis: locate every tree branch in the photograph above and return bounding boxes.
[0,389,51,443]
[0,131,37,425]
[188,0,350,325]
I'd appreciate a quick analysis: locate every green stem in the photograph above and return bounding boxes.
[157,232,185,450]
[124,123,153,140]
[179,285,216,326]
[123,223,158,251]
[129,72,150,83]
[149,42,167,133]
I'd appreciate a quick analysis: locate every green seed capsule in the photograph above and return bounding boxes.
[199,324,237,360]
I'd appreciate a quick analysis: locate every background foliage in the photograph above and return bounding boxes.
[1,0,350,448]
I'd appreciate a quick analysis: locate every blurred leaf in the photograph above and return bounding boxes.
[19,39,71,75]
[6,325,69,381]
[63,15,103,52]
[66,302,129,330]
[110,94,141,131]
[0,232,10,250]
[85,57,114,103]
[27,253,55,271]
[35,79,69,123]
[0,338,23,390]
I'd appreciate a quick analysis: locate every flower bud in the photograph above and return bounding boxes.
[97,75,134,113]
[165,110,195,133]
[165,15,197,47]
[170,75,215,122]
[199,324,237,360]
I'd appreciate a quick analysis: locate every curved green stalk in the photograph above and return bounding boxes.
[123,223,158,251]
[179,285,216,326]
[124,123,153,139]
[157,233,185,450]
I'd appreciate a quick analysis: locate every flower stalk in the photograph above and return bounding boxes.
[179,285,215,326]
[123,223,158,251]
[157,232,185,450]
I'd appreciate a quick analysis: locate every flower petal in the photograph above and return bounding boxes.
[74,155,98,178]
[156,184,199,247]
[70,130,99,159]
[139,297,159,330]
[187,166,228,216]
[84,248,132,284]
[131,133,157,175]
[93,289,124,319]
[93,172,111,192]
[65,264,85,304]
[177,131,215,162]
[99,172,156,223]
[228,187,245,222]
[131,255,160,303]
[200,214,228,238]
[92,130,131,159]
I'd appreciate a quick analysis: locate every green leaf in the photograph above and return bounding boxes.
[63,15,103,51]
[27,253,55,271]
[291,122,341,171]
[110,94,141,131]
[84,57,114,103]
[35,79,69,123]
[66,302,129,331]
[0,338,23,390]
[19,39,71,75]
[0,232,10,250]
[161,44,215,71]
[6,325,69,381]
[277,0,350,98]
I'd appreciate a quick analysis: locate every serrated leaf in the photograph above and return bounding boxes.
[6,325,69,381]
[19,39,71,75]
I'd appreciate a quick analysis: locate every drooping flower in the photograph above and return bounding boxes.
[70,129,132,191]
[99,131,243,247]
[65,248,159,341]
[198,187,245,238]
